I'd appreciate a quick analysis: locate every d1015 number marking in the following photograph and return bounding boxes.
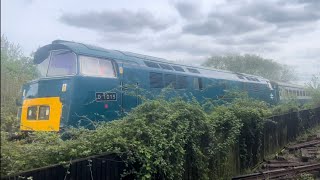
[95,92,117,101]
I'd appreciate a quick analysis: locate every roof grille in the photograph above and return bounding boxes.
[159,63,173,70]
[187,68,200,74]
[145,61,160,68]
[172,66,185,72]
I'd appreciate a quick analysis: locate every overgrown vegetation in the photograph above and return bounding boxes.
[1,35,38,132]
[1,97,272,179]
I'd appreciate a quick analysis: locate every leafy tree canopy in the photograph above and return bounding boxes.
[1,35,38,132]
[203,54,296,82]
[306,73,320,107]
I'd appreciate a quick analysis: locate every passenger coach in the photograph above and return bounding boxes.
[17,40,306,132]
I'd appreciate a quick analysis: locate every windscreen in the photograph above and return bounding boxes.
[46,51,77,76]
[79,56,115,77]
[37,57,50,77]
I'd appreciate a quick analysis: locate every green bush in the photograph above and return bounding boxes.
[229,98,271,169]
[1,96,278,179]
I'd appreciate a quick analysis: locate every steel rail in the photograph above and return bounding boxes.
[232,163,320,180]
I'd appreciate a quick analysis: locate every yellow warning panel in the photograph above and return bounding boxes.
[20,97,62,132]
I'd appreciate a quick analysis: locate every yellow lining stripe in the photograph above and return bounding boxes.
[20,97,62,131]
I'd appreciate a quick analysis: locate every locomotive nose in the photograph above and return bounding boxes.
[20,97,62,132]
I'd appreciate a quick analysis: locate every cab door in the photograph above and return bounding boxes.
[120,63,144,113]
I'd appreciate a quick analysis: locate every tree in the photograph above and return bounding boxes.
[306,73,320,107]
[1,35,38,125]
[203,54,296,82]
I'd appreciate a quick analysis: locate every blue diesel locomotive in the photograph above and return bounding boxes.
[17,40,310,131]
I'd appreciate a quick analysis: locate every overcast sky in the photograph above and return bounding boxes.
[2,0,320,84]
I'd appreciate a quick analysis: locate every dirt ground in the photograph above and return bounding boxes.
[259,127,320,179]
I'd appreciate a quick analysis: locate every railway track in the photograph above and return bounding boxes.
[232,132,320,179]
[232,163,320,180]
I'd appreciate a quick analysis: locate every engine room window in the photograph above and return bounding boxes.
[80,56,115,77]
[47,51,77,76]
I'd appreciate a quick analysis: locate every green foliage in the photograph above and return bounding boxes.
[1,98,242,179]
[201,89,249,113]
[297,173,315,180]
[306,73,320,107]
[0,107,20,132]
[272,99,301,115]
[229,98,271,168]
[1,35,38,132]
[207,106,242,179]
[1,95,278,179]
[203,54,296,82]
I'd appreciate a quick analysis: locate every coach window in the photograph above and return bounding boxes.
[79,56,115,77]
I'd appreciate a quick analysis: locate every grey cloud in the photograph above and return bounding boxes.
[215,35,276,45]
[147,40,214,55]
[144,35,237,56]
[295,48,320,60]
[183,13,264,36]
[60,9,171,33]
[100,33,148,44]
[236,44,280,54]
[298,0,320,12]
[215,27,292,46]
[180,0,320,48]
[173,1,201,19]
[238,1,320,26]
[287,0,320,8]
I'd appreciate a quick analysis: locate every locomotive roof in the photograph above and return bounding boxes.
[34,39,270,84]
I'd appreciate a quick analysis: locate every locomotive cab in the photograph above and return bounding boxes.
[18,41,119,132]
